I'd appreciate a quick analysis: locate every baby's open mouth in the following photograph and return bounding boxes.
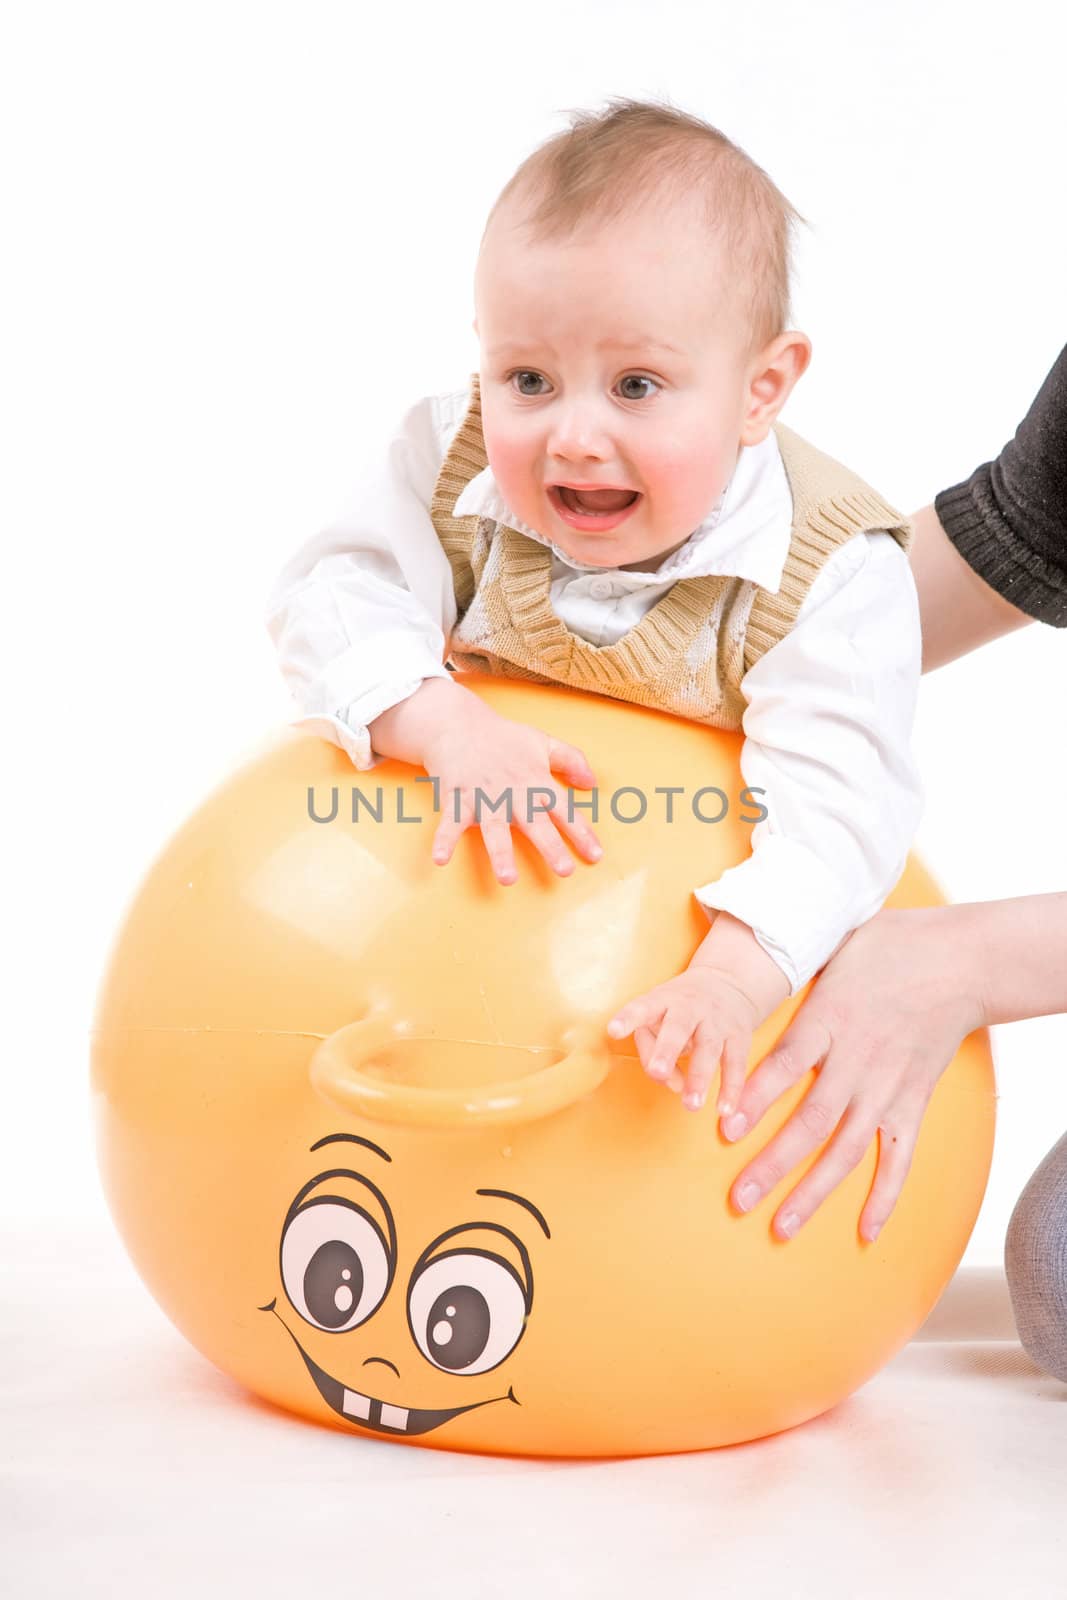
[553,486,640,516]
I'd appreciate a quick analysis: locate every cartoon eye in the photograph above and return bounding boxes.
[281,1199,392,1333]
[408,1249,527,1375]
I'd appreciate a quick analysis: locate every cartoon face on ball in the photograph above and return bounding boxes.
[260,1131,551,1438]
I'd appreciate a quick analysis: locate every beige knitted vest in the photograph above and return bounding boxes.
[429,374,911,729]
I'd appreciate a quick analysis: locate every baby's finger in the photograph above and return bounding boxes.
[627,1022,685,1094]
[431,809,470,866]
[476,814,520,885]
[607,993,667,1042]
[550,783,604,863]
[633,1024,658,1074]
[546,737,597,790]
[681,1031,724,1111]
[648,1011,697,1084]
[721,1011,832,1137]
[858,1093,926,1243]
[716,1032,751,1121]
[517,808,577,879]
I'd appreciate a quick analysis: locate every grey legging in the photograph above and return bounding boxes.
[1005,1130,1067,1381]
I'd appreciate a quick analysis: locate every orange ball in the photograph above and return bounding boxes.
[91,676,995,1458]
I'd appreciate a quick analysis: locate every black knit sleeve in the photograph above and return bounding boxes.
[933,343,1067,626]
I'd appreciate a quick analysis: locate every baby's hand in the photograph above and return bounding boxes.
[420,692,603,884]
[606,911,790,1112]
[607,966,758,1112]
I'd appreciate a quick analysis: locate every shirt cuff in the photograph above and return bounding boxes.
[692,835,864,996]
[289,669,453,771]
[311,634,451,721]
[286,711,381,771]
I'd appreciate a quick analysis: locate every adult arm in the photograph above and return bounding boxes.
[914,341,1067,671]
[908,502,1034,671]
[963,893,1067,1024]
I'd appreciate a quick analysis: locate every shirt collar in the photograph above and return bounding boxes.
[450,428,794,593]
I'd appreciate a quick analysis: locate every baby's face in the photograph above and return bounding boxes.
[474,195,765,572]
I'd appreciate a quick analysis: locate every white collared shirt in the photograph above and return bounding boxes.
[264,384,923,994]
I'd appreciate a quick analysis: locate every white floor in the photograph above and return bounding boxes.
[3,1221,1065,1600]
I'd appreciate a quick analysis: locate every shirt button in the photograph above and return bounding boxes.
[590,578,614,600]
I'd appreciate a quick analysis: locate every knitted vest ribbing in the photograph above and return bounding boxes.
[429,374,911,730]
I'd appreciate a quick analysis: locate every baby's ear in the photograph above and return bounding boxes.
[740,331,812,446]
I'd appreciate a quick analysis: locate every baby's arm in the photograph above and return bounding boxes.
[610,529,923,1111]
[263,393,461,770]
[697,530,923,1002]
[264,391,602,875]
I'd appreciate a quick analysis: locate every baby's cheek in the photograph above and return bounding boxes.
[484,430,539,513]
[650,445,729,526]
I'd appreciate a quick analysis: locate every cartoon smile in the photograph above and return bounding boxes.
[270,1309,517,1435]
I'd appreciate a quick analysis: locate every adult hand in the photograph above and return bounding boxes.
[718,906,986,1242]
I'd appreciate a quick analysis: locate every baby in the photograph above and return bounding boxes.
[265,97,922,1130]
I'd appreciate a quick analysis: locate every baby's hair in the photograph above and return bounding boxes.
[481,95,806,357]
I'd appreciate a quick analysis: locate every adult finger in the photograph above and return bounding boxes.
[721,1010,833,1139]
[766,1100,883,1240]
[728,1061,856,1218]
[857,1089,927,1243]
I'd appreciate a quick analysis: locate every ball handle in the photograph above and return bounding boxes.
[308,1007,616,1128]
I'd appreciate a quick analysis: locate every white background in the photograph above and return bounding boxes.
[4,0,1065,1265]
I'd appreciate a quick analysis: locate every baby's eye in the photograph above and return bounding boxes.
[618,374,659,401]
[508,370,549,397]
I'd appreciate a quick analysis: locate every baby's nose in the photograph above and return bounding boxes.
[547,405,614,461]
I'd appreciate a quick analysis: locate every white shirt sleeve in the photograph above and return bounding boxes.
[262,392,464,770]
[693,530,924,994]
